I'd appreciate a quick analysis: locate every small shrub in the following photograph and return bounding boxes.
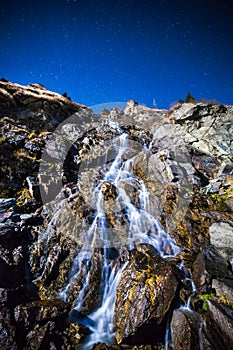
[185,92,196,103]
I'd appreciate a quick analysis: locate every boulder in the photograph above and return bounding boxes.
[201,299,233,350]
[114,244,181,344]
[212,279,233,304]
[209,222,233,265]
[170,309,209,350]
[192,247,233,294]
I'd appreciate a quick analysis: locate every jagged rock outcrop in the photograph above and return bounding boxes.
[0,81,233,349]
[114,244,182,344]
[200,298,233,350]
[0,80,89,199]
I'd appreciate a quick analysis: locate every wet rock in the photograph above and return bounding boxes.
[201,299,233,350]
[35,243,62,285]
[170,309,206,350]
[92,343,109,350]
[71,193,95,223]
[75,250,103,314]
[192,247,232,294]
[62,322,83,349]
[24,321,55,350]
[114,244,181,344]
[14,300,70,327]
[69,310,96,328]
[102,182,118,201]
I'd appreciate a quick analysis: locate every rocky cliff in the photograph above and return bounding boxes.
[0,80,233,350]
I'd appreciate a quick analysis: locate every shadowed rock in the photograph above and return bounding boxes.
[171,309,208,350]
[201,299,233,350]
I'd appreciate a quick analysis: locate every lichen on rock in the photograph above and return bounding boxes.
[114,244,182,344]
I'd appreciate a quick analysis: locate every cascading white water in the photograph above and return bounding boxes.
[35,198,67,276]
[40,199,66,244]
[82,262,127,349]
[59,132,181,348]
[60,134,129,303]
[183,277,196,311]
[179,264,197,311]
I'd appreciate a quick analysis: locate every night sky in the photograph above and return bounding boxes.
[1,0,233,109]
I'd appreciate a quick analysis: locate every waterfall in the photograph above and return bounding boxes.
[58,132,181,348]
[35,198,66,277]
[180,271,196,311]
[81,262,127,349]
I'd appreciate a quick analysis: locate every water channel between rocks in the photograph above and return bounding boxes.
[36,130,196,349]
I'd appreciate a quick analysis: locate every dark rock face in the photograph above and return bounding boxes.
[114,244,181,344]
[171,309,206,350]
[200,299,233,350]
[0,81,90,349]
[0,80,88,200]
[0,81,233,349]
[192,246,233,294]
[12,299,88,350]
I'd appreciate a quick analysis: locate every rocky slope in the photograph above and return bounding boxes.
[0,80,233,350]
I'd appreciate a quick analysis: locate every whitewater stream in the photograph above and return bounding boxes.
[56,132,182,348]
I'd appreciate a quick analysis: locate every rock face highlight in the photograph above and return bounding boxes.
[0,80,233,349]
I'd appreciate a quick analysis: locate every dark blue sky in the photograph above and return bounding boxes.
[1,0,233,109]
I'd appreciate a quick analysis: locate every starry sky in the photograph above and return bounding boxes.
[1,0,233,109]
